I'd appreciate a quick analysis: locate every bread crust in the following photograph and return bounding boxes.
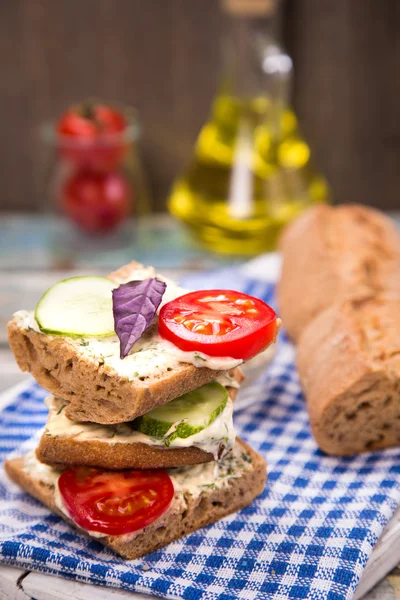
[36,437,215,470]
[36,377,243,470]
[297,297,400,455]
[278,205,400,342]
[5,439,267,560]
[8,261,240,425]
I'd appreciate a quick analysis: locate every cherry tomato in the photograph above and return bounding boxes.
[57,112,98,138]
[93,105,126,134]
[56,102,127,169]
[62,168,131,233]
[58,467,174,536]
[158,290,277,360]
[57,103,126,137]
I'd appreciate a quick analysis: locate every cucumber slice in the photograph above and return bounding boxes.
[35,276,116,337]
[134,382,228,446]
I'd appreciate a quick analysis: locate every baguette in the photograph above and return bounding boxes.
[278,204,400,342]
[36,375,243,470]
[5,439,266,560]
[8,261,238,425]
[297,296,400,455]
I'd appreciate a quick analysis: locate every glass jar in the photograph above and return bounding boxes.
[41,106,151,267]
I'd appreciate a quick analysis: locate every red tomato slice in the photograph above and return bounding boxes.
[58,467,174,536]
[158,290,277,360]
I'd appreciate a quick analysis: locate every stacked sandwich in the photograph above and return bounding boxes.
[6,261,279,559]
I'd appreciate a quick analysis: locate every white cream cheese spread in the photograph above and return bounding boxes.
[23,450,60,487]
[44,393,236,459]
[169,441,253,498]
[215,373,241,389]
[15,309,244,376]
[158,339,243,370]
[22,441,253,538]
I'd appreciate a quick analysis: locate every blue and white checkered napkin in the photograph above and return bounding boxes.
[1,256,400,600]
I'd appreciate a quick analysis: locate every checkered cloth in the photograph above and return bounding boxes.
[1,258,400,600]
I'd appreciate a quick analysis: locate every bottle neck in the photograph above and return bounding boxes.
[220,10,291,107]
[221,14,270,98]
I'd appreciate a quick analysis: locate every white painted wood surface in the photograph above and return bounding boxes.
[355,507,400,599]
[0,566,151,600]
[0,566,28,600]
[22,570,150,600]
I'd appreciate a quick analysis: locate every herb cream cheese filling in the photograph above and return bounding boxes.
[16,310,243,373]
[44,390,236,460]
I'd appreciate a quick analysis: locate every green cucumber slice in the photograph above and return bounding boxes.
[35,276,116,337]
[134,381,228,446]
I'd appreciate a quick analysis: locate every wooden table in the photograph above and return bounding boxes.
[1,213,399,600]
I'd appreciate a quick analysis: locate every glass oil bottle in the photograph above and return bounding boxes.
[168,0,330,255]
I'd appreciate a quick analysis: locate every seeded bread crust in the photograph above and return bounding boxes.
[8,261,240,425]
[5,439,267,560]
[278,205,400,342]
[36,379,243,470]
[297,297,400,456]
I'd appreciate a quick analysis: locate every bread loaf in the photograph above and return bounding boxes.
[278,204,400,342]
[297,297,400,455]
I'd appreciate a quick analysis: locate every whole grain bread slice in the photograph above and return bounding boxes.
[36,377,242,470]
[278,204,400,342]
[297,296,400,455]
[36,437,218,470]
[8,261,242,425]
[5,438,266,560]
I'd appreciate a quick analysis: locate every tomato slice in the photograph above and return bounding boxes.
[58,467,174,536]
[158,290,277,360]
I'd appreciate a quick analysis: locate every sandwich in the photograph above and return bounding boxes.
[5,439,266,559]
[6,260,279,558]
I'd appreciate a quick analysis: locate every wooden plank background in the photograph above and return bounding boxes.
[0,0,399,212]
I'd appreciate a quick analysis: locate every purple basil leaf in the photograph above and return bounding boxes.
[112,278,166,359]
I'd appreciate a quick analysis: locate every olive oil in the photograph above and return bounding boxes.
[168,3,330,255]
[169,94,329,255]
